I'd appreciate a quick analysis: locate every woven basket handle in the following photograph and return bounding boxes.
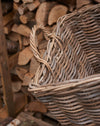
[30,25,52,72]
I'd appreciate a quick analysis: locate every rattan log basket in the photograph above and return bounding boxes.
[29,4,100,126]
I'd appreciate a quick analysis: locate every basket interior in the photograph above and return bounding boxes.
[32,4,100,86]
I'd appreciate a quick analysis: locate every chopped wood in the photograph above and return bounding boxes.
[3,11,14,26]
[57,0,76,6]
[18,35,23,50]
[13,11,21,24]
[16,67,28,80]
[37,30,44,44]
[0,96,2,109]
[0,106,8,119]
[38,40,47,50]
[76,0,91,9]
[48,5,68,26]
[18,4,28,15]
[13,2,20,10]
[7,39,19,54]
[9,53,19,70]
[44,25,56,40]
[29,56,40,75]
[95,0,100,3]
[4,21,14,34]
[2,1,13,15]
[25,101,47,113]
[18,47,33,65]
[45,25,56,33]
[12,24,31,37]
[22,37,30,46]
[12,81,22,93]
[20,12,35,24]
[27,19,36,28]
[57,0,76,11]
[26,0,40,11]
[22,72,33,86]
[14,92,27,114]
[21,87,35,99]
[36,2,57,26]
[22,0,34,4]
[17,112,53,126]
[7,32,20,42]
[14,0,20,3]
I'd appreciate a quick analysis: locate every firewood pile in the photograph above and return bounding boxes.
[0,0,100,120]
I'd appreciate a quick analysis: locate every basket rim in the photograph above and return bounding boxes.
[29,74,100,92]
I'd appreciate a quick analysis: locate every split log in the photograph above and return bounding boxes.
[48,5,68,26]
[36,2,57,26]
[27,19,36,29]
[16,67,28,80]
[44,25,56,40]
[57,0,76,6]
[14,92,27,114]
[14,0,20,3]
[37,29,44,45]
[22,37,30,46]
[76,0,91,9]
[26,0,40,11]
[1,1,13,15]
[21,87,34,99]
[12,81,22,93]
[7,32,20,42]
[94,0,100,3]
[29,57,40,75]
[45,25,56,33]
[18,47,33,65]
[25,101,47,113]
[20,12,35,24]
[22,0,34,4]
[0,107,8,119]
[3,11,14,26]
[18,4,28,15]
[13,11,21,24]
[57,0,76,11]
[4,21,14,34]
[13,2,20,11]
[7,39,19,54]
[38,40,47,50]
[9,52,19,70]
[18,35,23,50]
[12,24,31,37]
[22,72,33,86]
[0,96,2,109]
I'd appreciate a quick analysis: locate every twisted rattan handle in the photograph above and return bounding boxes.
[30,25,52,72]
[29,25,63,90]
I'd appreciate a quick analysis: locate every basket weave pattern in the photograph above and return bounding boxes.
[29,4,100,126]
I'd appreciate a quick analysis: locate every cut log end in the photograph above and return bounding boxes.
[48,5,68,26]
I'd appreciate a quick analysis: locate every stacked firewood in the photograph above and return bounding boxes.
[0,0,100,102]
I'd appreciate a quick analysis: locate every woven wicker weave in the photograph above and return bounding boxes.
[29,4,100,126]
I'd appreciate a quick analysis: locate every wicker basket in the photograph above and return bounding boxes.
[29,4,100,126]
